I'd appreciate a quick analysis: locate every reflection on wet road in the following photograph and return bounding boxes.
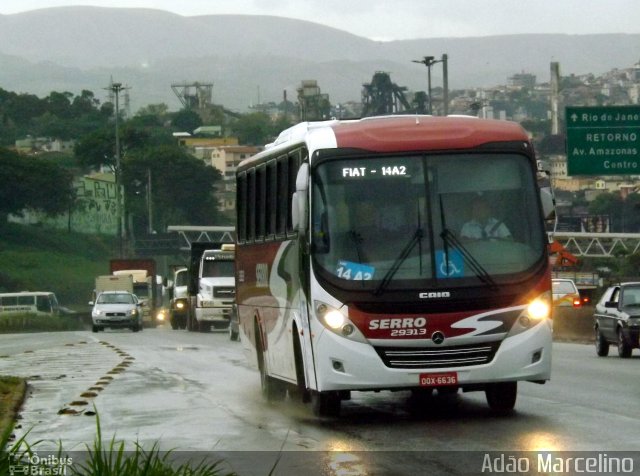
[1,329,639,474]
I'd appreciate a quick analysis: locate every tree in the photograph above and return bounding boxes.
[74,127,116,170]
[122,145,223,233]
[45,91,74,119]
[74,120,173,171]
[230,112,275,145]
[0,148,73,223]
[171,109,202,133]
[589,192,640,233]
[136,103,169,119]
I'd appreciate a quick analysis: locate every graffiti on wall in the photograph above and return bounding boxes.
[68,176,119,234]
[39,175,120,235]
[9,175,120,235]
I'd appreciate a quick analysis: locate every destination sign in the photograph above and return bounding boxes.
[566,106,640,175]
[341,165,409,178]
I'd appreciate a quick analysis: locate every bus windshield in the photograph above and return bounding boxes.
[311,153,545,292]
[175,270,189,287]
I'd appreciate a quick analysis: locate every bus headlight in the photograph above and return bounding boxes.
[315,301,367,342]
[507,292,552,338]
[324,309,345,329]
[527,298,550,321]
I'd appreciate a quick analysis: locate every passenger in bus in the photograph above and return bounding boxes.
[460,197,512,240]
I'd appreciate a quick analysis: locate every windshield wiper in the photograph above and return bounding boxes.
[374,228,424,296]
[348,230,365,263]
[440,228,498,290]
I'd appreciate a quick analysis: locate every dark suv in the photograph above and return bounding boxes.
[593,282,640,358]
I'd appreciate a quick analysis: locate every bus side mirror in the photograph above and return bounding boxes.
[291,163,309,234]
[539,187,556,221]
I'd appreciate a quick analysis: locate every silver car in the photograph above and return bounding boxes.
[90,291,143,333]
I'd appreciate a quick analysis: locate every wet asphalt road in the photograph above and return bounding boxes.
[1,327,639,475]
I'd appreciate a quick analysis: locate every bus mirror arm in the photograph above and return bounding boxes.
[292,163,310,235]
[539,186,556,222]
[292,192,302,232]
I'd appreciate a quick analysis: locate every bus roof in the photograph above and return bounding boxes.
[0,291,56,297]
[240,115,530,169]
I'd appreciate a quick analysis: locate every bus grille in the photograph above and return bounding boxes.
[374,342,501,369]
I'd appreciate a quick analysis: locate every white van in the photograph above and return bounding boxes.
[0,292,60,316]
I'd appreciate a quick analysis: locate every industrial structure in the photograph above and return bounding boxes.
[171,82,214,110]
[361,72,427,117]
[296,80,331,121]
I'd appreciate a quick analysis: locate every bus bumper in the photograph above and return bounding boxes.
[311,319,552,392]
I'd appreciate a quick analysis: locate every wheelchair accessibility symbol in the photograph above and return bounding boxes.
[436,250,464,278]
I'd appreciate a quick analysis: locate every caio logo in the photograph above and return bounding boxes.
[419,291,451,299]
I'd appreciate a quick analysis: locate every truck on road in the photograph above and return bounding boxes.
[187,243,236,332]
[168,266,189,329]
[93,274,133,301]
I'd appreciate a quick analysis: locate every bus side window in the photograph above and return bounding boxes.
[2,296,17,306]
[18,295,35,306]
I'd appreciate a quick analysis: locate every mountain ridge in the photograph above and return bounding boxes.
[1,7,638,112]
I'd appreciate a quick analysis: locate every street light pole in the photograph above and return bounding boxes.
[412,54,449,115]
[412,56,435,114]
[442,54,449,116]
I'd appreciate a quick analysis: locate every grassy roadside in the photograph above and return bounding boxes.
[0,313,87,333]
[0,376,27,446]
[0,222,117,307]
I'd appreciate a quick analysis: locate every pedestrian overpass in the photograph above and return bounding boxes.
[167,226,235,251]
[165,227,640,258]
[551,232,640,258]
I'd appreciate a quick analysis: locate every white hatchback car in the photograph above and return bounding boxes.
[551,278,582,308]
[90,291,143,332]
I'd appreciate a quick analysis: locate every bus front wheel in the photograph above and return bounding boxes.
[311,391,341,417]
[485,382,517,414]
[292,329,310,403]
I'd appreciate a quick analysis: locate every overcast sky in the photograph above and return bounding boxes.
[1,1,639,41]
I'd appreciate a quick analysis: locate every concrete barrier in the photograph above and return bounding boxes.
[552,305,594,343]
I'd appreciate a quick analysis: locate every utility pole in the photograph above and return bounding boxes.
[550,62,560,135]
[147,168,153,234]
[105,81,129,257]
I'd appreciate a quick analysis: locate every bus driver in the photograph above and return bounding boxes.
[460,197,512,240]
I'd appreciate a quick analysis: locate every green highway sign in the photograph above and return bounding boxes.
[565,106,640,175]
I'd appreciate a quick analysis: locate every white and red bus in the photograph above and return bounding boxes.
[235,115,554,416]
